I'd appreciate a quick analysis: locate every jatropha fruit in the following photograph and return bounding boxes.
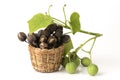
[18,32,27,42]
[81,57,91,67]
[87,64,98,76]
[18,23,69,49]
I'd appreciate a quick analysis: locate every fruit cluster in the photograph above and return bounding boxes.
[18,23,70,49]
[62,56,98,75]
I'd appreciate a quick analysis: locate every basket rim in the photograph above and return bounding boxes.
[28,45,64,51]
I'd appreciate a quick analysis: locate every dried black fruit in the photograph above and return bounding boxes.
[47,23,58,33]
[43,29,51,37]
[18,32,27,41]
[48,36,57,44]
[39,42,48,49]
[39,35,47,42]
[17,23,65,49]
[57,25,63,31]
[55,29,63,37]
[62,35,70,43]
[30,41,38,47]
[32,33,39,40]
[54,42,61,48]
[53,29,63,42]
[38,30,44,38]
[27,33,36,43]
[54,31,62,38]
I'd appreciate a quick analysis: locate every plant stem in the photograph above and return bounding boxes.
[68,53,72,62]
[52,17,102,37]
[81,48,90,53]
[75,36,96,53]
[48,5,52,16]
[52,17,70,29]
[25,40,28,43]
[52,18,65,25]
[63,4,67,26]
[89,37,96,62]
[80,30,102,37]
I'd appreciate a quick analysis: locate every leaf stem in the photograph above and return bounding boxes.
[81,48,90,53]
[52,17,70,29]
[52,17,102,37]
[52,18,65,25]
[80,30,103,37]
[75,36,96,53]
[89,37,96,62]
[48,5,52,16]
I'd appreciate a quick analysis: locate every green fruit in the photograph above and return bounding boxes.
[65,62,77,74]
[62,57,69,67]
[73,58,80,67]
[87,64,98,76]
[81,57,91,67]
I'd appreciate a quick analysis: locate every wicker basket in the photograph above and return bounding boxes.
[28,45,64,72]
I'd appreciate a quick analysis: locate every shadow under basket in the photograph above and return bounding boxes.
[28,45,64,73]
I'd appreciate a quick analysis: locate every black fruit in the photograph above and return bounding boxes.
[43,29,51,38]
[27,33,36,43]
[38,30,44,38]
[57,25,63,31]
[39,35,47,42]
[39,42,48,49]
[47,23,58,33]
[18,23,65,49]
[18,32,27,41]
[48,36,57,44]
[62,35,70,43]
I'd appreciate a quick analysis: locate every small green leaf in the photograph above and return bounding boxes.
[70,12,81,34]
[28,13,53,33]
[63,39,73,55]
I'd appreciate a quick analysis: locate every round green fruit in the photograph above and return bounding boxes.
[73,58,80,67]
[81,57,91,67]
[65,62,77,74]
[87,64,98,76]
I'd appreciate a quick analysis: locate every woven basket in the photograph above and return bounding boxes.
[28,45,64,72]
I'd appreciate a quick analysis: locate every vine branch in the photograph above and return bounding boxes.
[75,36,97,53]
[48,5,52,16]
[52,17,102,37]
[63,4,67,26]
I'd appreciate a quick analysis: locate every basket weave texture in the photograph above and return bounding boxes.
[28,45,64,72]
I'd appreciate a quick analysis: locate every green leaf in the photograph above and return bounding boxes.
[63,39,73,56]
[28,13,53,33]
[70,12,81,34]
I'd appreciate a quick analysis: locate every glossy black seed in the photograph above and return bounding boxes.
[62,35,70,43]
[18,32,27,41]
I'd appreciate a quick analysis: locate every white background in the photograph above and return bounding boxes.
[0,0,120,80]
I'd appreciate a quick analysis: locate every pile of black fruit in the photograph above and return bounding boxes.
[18,23,70,49]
